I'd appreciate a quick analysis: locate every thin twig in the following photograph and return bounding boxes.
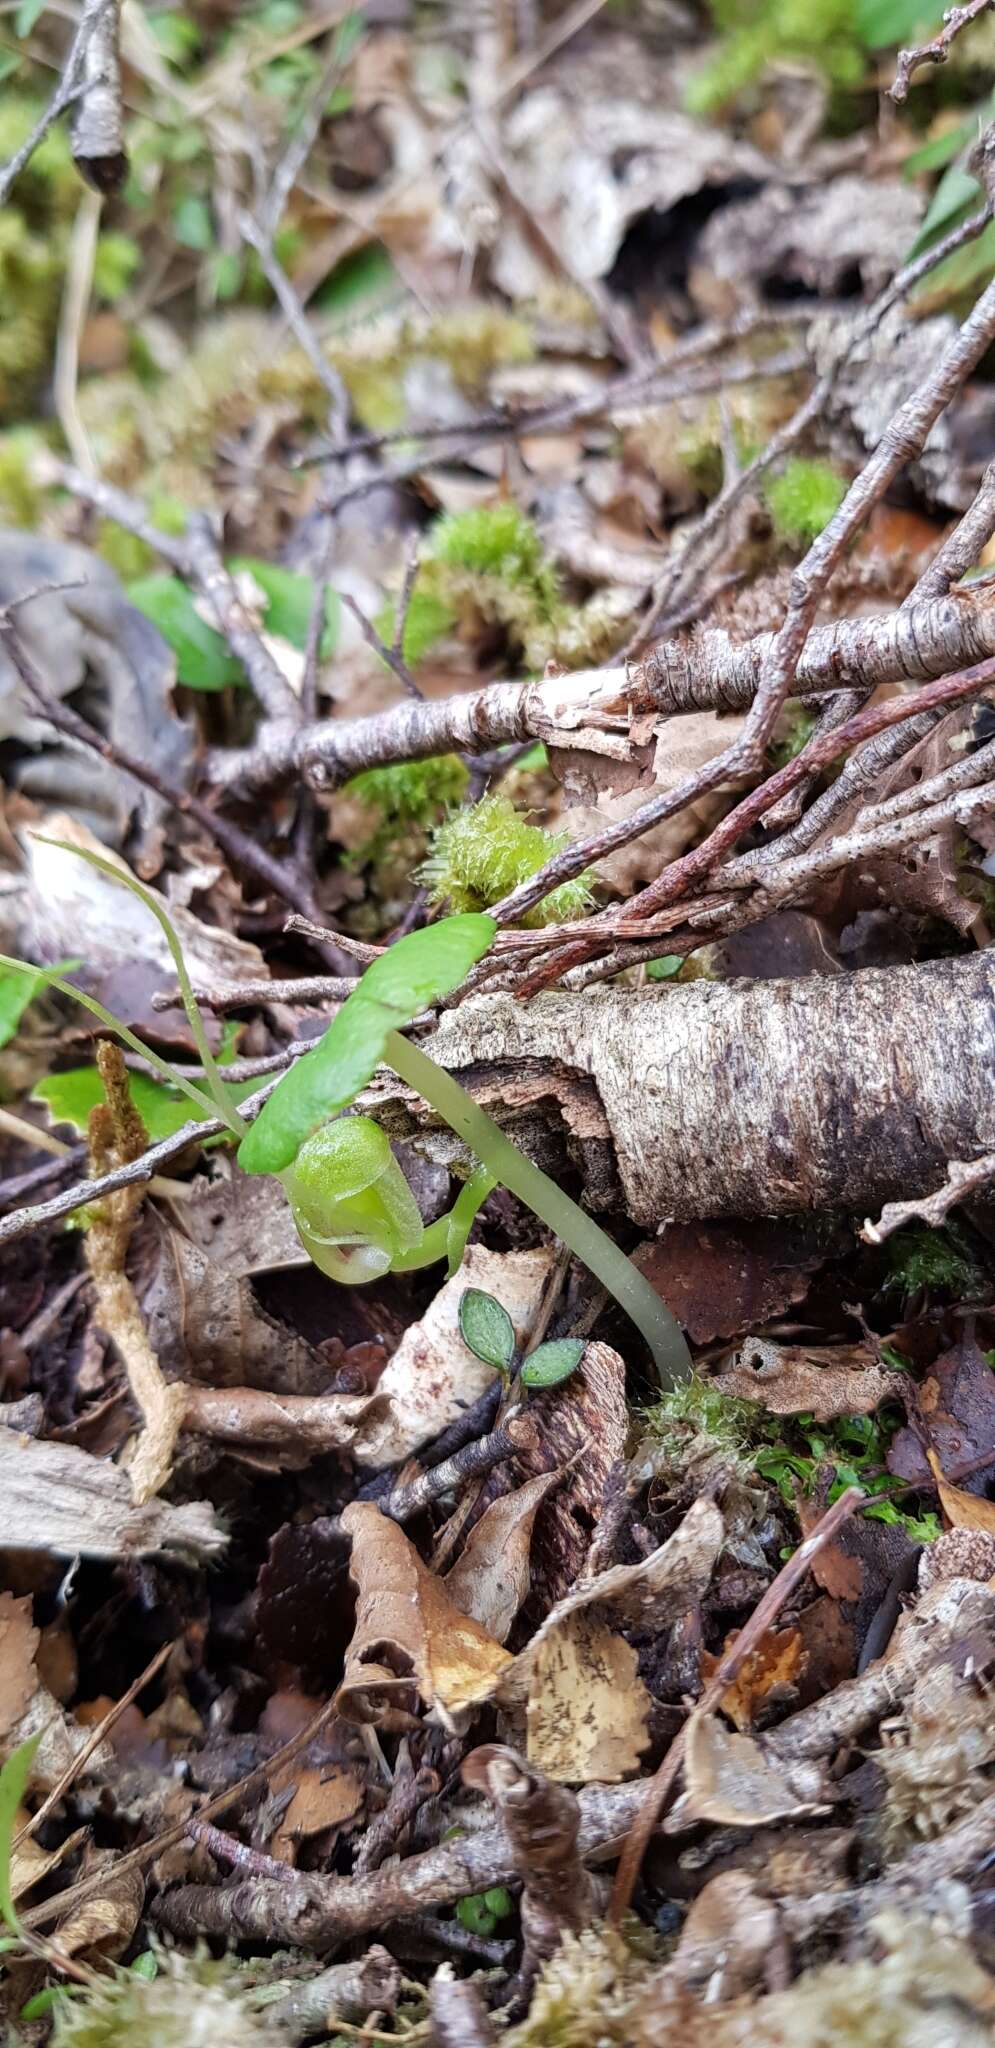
[891,0,994,101]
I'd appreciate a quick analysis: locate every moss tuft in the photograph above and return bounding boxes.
[50,1948,268,2048]
[420,792,593,928]
[882,1222,987,1302]
[765,458,848,547]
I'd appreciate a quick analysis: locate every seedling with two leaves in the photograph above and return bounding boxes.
[458,1285,586,1391]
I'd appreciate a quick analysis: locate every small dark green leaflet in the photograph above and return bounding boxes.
[459,1288,516,1374]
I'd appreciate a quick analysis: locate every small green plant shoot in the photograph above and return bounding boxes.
[459,1287,586,1389]
[5,845,690,1384]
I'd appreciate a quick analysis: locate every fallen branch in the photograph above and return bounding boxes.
[183,590,995,791]
[412,949,995,1224]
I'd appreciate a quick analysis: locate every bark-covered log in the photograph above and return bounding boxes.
[410,952,995,1225]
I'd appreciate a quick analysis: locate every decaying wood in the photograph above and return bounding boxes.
[0,1427,225,1560]
[390,951,995,1224]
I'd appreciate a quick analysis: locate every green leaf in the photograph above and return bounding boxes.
[238,913,496,1175]
[856,0,941,47]
[228,557,340,655]
[520,1337,586,1389]
[315,241,397,322]
[173,194,214,251]
[33,1066,253,1142]
[0,957,79,1050]
[20,1987,68,2021]
[904,117,976,178]
[14,0,46,35]
[483,1886,514,1918]
[456,1894,498,1936]
[0,1735,41,1934]
[459,1288,515,1372]
[910,163,981,256]
[330,8,365,65]
[645,955,682,982]
[129,1952,158,1980]
[126,575,245,692]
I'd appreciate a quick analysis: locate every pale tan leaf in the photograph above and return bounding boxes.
[56,1864,145,1960]
[526,1612,650,1784]
[337,1503,512,1724]
[445,1469,565,1643]
[928,1448,995,1533]
[351,1245,555,1470]
[681,1710,828,1829]
[715,1337,902,1423]
[10,1814,88,1903]
[503,1496,723,1699]
[0,1593,39,1741]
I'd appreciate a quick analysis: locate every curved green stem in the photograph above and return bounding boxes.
[384,1030,690,1386]
[0,952,224,1127]
[36,838,247,1137]
[390,1164,497,1274]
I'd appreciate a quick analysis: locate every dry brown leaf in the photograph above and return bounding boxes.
[928,1448,995,1533]
[715,1336,902,1422]
[445,1469,566,1643]
[700,1626,805,1732]
[506,1496,724,1698]
[270,1764,365,1861]
[679,1709,828,1829]
[145,1223,333,1396]
[466,1340,629,1609]
[10,1814,88,1904]
[337,1503,513,1724]
[526,1611,650,1784]
[0,1426,225,1560]
[56,1863,146,1961]
[0,1593,39,1741]
[796,1495,864,1602]
[352,1245,555,1470]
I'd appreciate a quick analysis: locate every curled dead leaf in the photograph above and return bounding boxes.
[337,1503,512,1724]
[445,1468,566,1643]
[677,1709,829,1829]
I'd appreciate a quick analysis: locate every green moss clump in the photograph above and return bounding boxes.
[643,1375,760,1473]
[344,754,470,866]
[0,97,78,423]
[882,1222,987,1302]
[765,459,848,546]
[420,793,593,928]
[50,1949,268,2048]
[686,0,866,117]
[0,426,47,527]
[330,305,534,433]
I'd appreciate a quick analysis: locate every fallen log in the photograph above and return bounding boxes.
[393,951,995,1225]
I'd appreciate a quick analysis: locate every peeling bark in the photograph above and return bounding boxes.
[396,952,995,1225]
